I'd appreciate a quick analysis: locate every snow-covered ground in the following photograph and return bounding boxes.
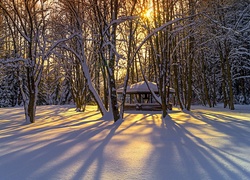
[0,104,250,180]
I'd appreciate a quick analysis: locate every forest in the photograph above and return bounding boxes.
[0,0,249,123]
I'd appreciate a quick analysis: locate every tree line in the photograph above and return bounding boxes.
[0,0,249,123]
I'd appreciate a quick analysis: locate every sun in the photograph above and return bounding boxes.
[142,1,153,20]
[144,8,153,19]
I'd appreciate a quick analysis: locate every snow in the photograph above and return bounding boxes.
[117,81,175,93]
[0,104,250,180]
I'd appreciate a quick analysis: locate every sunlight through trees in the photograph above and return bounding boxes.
[0,0,249,123]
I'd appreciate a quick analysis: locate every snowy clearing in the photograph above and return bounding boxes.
[0,105,250,180]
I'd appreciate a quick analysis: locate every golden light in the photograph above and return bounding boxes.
[142,1,153,20]
[144,8,153,19]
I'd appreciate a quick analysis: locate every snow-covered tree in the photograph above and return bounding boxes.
[0,67,20,107]
[1,0,249,123]
[56,0,110,118]
[0,0,69,123]
[195,0,250,108]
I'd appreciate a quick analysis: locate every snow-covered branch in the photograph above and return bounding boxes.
[0,57,27,65]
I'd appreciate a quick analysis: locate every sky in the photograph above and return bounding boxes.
[0,104,250,180]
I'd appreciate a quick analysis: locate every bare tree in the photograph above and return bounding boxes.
[0,0,68,123]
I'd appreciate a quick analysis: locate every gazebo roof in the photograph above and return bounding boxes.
[117,81,175,94]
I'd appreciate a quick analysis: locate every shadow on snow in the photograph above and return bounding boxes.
[0,105,250,179]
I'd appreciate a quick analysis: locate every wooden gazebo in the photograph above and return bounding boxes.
[117,81,175,111]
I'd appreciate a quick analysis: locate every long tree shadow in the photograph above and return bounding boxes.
[0,110,101,145]
[187,110,250,147]
[0,105,122,180]
[1,106,250,179]
[0,118,120,180]
[72,121,122,180]
[147,114,250,180]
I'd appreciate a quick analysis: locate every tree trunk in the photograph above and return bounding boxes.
[109,77,120,122]
[173,64,184,110]
[220,52,228,108]
[107,0,120,122]
[28,91,36,123]
[202,57,212,107]
[186,0,195,111]
[225,55,235,110]
[119,0,137,119]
